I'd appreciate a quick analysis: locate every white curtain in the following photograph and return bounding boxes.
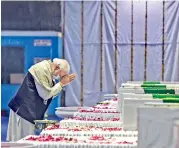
[63,1,179,107]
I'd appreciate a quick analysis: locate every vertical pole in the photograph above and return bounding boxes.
[144,1,148,81]
[114,1,118,93]
[100,1,103,92]
[61,1,66,107]
[162,1,165,81]
[80,0,84,106]
[131,0,134,81]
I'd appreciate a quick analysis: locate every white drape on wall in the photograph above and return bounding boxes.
[164,1,179,81]
[62,1,179,107]
[64,1,81,106]
[83,1,101,106]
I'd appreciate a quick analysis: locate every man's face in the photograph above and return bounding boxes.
[53,66,60,76]
[53,63,68,79]
[54,67,67,77]
[59,69,68,77]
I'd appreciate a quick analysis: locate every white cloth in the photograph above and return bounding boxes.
[60,120,122,128]
[18,135,137,148]
[137,107,179,148]
[73,112,120,120]
[34,79,57,105]
[6,109,34,142]
[35,79,50,100]
[123,98,162,131]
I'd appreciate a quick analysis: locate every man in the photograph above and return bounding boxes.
[7,58,76,141]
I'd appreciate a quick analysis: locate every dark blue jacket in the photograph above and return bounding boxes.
[8,72,52,124]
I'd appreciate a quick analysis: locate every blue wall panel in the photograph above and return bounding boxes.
[1,32,62,115]
[1,84,20,110]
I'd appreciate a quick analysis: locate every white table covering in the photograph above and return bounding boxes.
[18,135,137,148]
[41,128,137,137]
[73,112,120,120]
[60,119,122,128]
[81,108,118,112]
[17,92,140,148]
[137,106,179,148]
[123,98,162,130]
[174,120,179,148]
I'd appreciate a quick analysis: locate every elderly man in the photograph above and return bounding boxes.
[7,58,76,141]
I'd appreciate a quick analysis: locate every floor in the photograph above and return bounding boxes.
[1,115,63,142]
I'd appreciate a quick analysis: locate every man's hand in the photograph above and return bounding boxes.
[60,73,76,87]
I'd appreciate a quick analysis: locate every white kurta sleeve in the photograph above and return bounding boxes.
[34,79,62,100]
[34,79,50,100]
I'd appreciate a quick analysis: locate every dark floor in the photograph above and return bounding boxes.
[1,115,63,142]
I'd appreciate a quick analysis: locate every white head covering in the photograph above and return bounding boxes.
[53,58,70,73]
